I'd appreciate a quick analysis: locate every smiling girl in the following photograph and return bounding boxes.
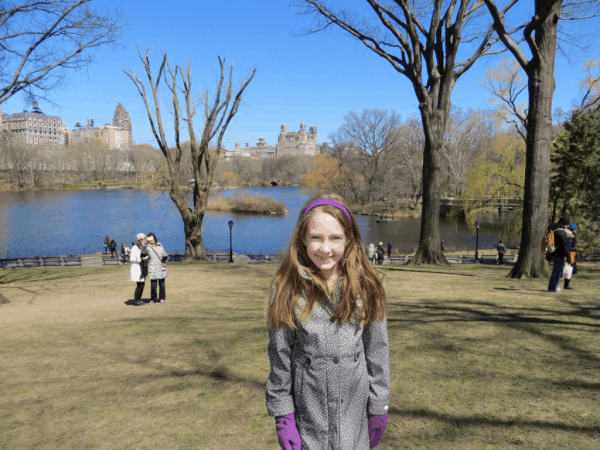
[264,194,390,450]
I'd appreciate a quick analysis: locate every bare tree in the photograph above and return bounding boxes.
[330,108,401,212]
[0,0,124,105]
[483,0,600,278]
[298,0,520,265]
[124,48,256,260]
[395,116,424,209]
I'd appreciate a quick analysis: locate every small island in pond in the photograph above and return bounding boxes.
[207,193,287,214]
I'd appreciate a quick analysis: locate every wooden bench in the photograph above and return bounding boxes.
[42,258,62,266]
[102,258,120,265]
[21,259,41,268]
[64,257,82,266]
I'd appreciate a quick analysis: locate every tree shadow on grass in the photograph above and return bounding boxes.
[388,406,600,434]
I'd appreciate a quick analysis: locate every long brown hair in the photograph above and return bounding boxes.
[264,194,387,331]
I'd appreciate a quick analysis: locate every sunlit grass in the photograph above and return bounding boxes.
[1,263,599,449]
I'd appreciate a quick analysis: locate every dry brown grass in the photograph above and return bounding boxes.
[1,263,599,449]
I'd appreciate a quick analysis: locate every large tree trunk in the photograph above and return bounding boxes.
[508,4,560,278]
[409,108,449,265]
[168,184,210,262]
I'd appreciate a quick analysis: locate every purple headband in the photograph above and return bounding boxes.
[303,198,352,225]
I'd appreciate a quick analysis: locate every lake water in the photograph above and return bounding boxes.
[0,186,517,258]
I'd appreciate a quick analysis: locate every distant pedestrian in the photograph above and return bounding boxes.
[109,239,118,258]
[387,242,392,261]
[130,233,149,306]
[497,240,506,265]
[441,240,445,252]
[367,243,376,265]
[548,217,572,292]
[376,242,385,265]
[121,242,129,261]
[104,236,110,254]
[564,223,579,290]
[141,232,169,305]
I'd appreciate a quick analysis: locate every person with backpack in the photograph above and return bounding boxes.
[109,239,118,258]
[548,217,573,292]
[564,223,579,290]
[497,240,506,265]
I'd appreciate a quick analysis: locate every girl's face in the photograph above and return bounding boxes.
[305,211,347,279]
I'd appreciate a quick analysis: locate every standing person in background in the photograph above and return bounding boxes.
[142,232,169,305]
[497,240,506,265]
[264,195,390,450]
[441,240,445,252]
[387,242,393,261]
[367,243,376,265]
[548,217,572,293]
[376,242,385,265]
[121,242,129,261]
[104,236,110,254]
[109,239,118,258]
[564,223,579,290]
[130,233,148,306]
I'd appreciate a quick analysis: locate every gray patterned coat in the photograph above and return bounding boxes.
[265,268,390,450]
[141,242,168,280]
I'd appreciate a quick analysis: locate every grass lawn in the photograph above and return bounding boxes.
[1,263,599,449]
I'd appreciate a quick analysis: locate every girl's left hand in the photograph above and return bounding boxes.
[368,414,388,448]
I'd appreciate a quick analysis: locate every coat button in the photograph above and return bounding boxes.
[333,357,339,364]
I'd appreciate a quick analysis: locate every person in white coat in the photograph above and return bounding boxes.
[130,233,148,306]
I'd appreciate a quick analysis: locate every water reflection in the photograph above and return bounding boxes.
[0,186,518,258]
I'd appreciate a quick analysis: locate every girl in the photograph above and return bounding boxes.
[141,232,169,305]
[129,233,148,306]
[264,195,390,450]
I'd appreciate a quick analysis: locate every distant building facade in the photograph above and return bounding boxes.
[112,103,132,146]
[276,123,317,157]
[2,102,64,146]
[70,118,129,149]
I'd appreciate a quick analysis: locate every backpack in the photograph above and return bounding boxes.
[541,230,555,255]
[110,239,117,250]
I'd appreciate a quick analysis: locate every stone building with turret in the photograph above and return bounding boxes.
[112,103,132,146]
[276,123,318,157]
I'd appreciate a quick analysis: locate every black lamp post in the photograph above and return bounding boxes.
[475,221,481,262]
[228,220,234,263]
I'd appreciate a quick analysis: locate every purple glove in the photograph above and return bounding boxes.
[275,413,302,450]
[368,414,388,448]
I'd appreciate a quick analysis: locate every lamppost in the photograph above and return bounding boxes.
[228,220,234,263]
[475,221,481,262]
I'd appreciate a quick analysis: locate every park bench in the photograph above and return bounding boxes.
[102,258,120,265]
[168,254,185,262]
[42,257,62,266]
[64,257,82,266]
[247,255,276,263]
[21,259,41,268]
[0,259,21,269]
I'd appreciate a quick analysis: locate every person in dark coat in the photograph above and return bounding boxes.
[548,217,572,292]
[376,242,385,265]
[265,195,390,450]
[564,223,578,290]
[109,239,118,258]
[387,242,392,261]
[497,240,506,265]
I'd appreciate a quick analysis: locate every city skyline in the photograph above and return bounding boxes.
[1,0,598,151]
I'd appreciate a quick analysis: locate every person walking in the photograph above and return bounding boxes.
[441,240,445,252]
[497,240,506,265]
[367,243,376,265]
[548,217,572,292]
[376,242,385,265]
[564,223,578,290]
[104,236,110,254]
[109,239,118,258]
[141,232,169,305]
[130,233,148,306]
[265,195,390,450]
[387,242,392,261]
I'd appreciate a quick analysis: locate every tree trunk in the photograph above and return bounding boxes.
[168,184,210,262]
[408,110,449,265]
[508,4,560,279]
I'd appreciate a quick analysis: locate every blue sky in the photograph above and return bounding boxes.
[3,0,599,149]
